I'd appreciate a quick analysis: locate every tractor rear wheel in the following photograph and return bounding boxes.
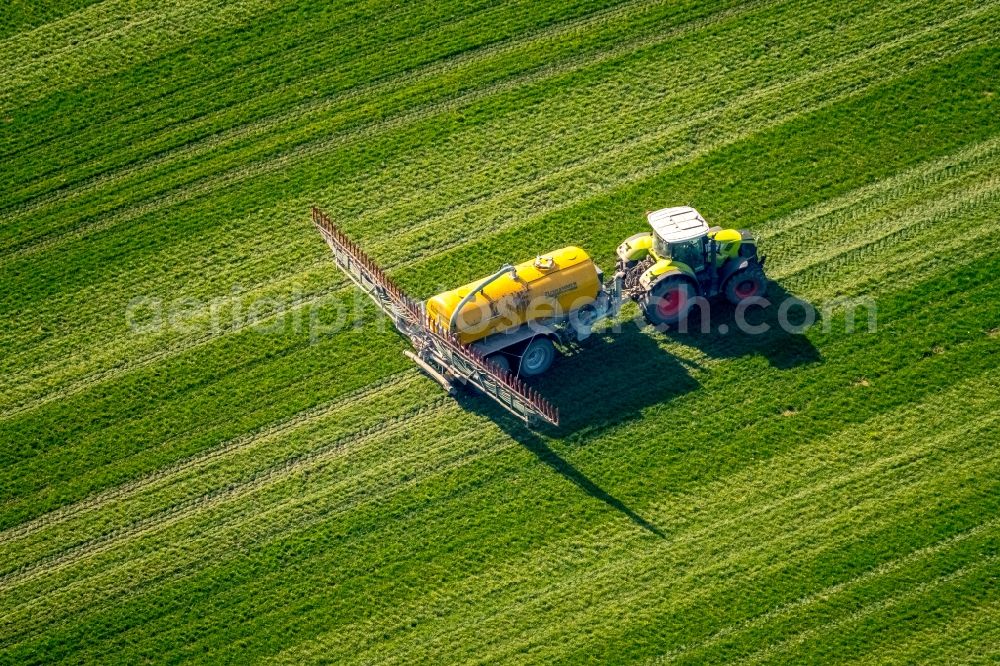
[724,264,768,305]
[642,277,696,327]
[518,337,556,377]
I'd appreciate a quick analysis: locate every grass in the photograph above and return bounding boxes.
[1,0,998,662]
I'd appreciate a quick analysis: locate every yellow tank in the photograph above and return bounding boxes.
[426,246,601,345]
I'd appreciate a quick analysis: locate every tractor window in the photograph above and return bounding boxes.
[671,239,706,271]
[653,234,670,258]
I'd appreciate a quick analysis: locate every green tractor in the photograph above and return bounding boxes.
[616,206,768,326]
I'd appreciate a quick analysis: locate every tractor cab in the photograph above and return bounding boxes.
[615,206,768,326]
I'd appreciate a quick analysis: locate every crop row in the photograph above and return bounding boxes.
[6,232,997,586]
[7,322,997,659]
[0,0,510,163]
[7,231,1000,584]
[0,0,835,263]
[8,0,970,271]
[2,45,996,532]
[4,246,999,659]
[4,1,999,659]
[0,0,291,113]
[0,0,648,213]
[0,0,813,361]
[1,0,723,221]
[0,0,879,403]
[0,370,428,576]
[1,140,994,521]
[174,294,989,654]
[1,2,993,417]
[0,402,493,643]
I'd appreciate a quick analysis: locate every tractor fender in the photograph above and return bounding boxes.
[718,258,753,290]
[711,228,743,260]
[639,259,697,292]
[737,229,760,259]
[616,232,653,263]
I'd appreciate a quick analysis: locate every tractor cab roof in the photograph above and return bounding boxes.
[647,206,709,243]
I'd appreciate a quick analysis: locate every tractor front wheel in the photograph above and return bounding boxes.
[724,264,768,305]
[642,278,696,327]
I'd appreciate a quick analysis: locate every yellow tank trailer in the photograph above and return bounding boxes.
[426,247,601,345]
[423,246,616,376]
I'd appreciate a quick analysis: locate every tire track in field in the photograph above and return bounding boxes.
[853,597,1000,665]
[7,206,977,581]
[0,369,419,548]
[374,522,1000,664]
[0,0,179,72]
[471,457,999,665]
[0,0,886,357]
[0,0,489,164]
[739,553,1000,665]
[280,393,1000,663]
[0,400,936,640]
[176,0,997,279]
[101,364,1000,660]
[6,0,949,266]
[360,0,993,268]
[0,48,977,425]
[244,368,989,660]
[0,280,351,420]
[0,404,506,642]
[0,395,448,593]
[1,3,992,652]
[492,495,996,665]
[6,52,987,399]
[773,175,1000,280]
[403,420,1000,663]
[0,0,289,110]
[1,2,986,414]
[0,5,992,552]
[15,187,1000,660]
[786,188,1000,299]
[356,361,1000,658]
[0,0,690,223]
[3,100,996,446]
[0,0,501,201]
[655,518,999,663]
[4,321,994,645]
[0,372,431,577]
[0,0,794,259]
[0,0,955,335]
[758,133,1000,243]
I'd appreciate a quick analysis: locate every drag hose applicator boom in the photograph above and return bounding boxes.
[310,207,561,426]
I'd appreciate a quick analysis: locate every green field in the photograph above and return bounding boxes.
[2,0,999,662]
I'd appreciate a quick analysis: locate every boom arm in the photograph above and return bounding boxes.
[310,207,559,426]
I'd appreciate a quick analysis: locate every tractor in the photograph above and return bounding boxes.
[615,206,768,326]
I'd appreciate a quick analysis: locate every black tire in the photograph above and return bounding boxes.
[724,263,768,305]
[518,337,556,377]
[642,277,696,327]
[485,353,510,373]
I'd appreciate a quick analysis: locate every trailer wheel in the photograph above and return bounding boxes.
[518,337,556,377]
[486,353,511,373]
[724,264,768,305]
[642,277,695,327]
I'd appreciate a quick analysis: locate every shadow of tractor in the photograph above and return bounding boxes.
[660,281,823,370]
[531,281,820,432]
[537,323,700,433]
[452,280,820,539]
